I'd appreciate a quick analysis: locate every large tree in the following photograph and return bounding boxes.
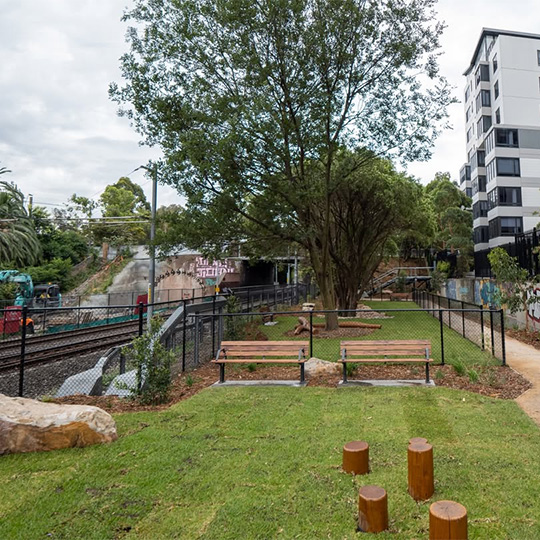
[111,0,454,327]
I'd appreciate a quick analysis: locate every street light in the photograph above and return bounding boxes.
[132,164,158,324]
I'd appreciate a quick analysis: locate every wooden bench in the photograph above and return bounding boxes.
[212,341,309,384]
[339,340,432,384]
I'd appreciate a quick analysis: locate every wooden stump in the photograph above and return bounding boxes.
[342,441,369,475]
[358,485,388,533]
[408,441,434,501]
[409,437,428,445]
[429,500,467,539]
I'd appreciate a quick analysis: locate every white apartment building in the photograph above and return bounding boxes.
[460,29,540,252]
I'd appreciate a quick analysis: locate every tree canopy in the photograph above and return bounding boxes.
[111,0,454,327]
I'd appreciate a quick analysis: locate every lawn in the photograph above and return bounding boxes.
[260,301,497,367]
[1,386,539,539]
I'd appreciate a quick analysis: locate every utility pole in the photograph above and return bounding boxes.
[147,165,158,323]
[28,194,33,217]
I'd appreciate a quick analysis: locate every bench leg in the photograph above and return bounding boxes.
[343,362,348,384]
[425,362,430,384]
[220,363,225,384]
[300,363,305,384]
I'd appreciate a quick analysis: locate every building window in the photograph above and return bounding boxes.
[475,64,490,87]
[474,226,489,244]
[475,90,491,112]
[493,54,498,73]
[465,86,471,102]
[466,127,472,142]
[486,159,496,182]
[495,128,519,147]
[489,217,523,238]
[466,187,472,198]
[466,106,471,122]
[495,108,500,124]
[496,157,520,176]
[473,201,489,219]
[477,150,485,167]
[478,175,486,192]
[487,187,522,210]
[537,50,540,66]
[494,81,499,99]
[477,116,492,136]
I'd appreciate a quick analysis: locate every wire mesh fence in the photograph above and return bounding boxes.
[0,284,311,398]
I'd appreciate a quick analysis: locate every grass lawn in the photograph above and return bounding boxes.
[261,301,496,367]
[1,386,539,539]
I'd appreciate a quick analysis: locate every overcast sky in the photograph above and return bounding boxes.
[1,0,539,213]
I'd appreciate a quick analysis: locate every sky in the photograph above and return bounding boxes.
[1,0,540,213]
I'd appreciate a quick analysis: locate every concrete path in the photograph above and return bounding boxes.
[505,336,540,425]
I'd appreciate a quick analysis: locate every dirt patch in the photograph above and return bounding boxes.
[52,359,531,414]
[507,329,540,351]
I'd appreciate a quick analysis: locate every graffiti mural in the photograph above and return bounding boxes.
[474,279,499,308]
[527,287,540,323]
[446,280,457,300]
[188,257,235,279]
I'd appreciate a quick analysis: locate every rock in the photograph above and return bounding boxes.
[0,394,117,455]
[304,358,340,377]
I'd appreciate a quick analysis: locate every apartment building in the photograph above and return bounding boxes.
[460,29,540,252]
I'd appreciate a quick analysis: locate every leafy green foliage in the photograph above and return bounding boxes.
[224,295,247,340]
[0,180,41,266]
[0,282,17,302]
[123,317,175,405]
[24,258,73,290]
[488,248,534,326]
[110,0,455,323]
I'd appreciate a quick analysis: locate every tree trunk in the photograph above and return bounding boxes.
[336,280,359,313]
[309,244,339,330]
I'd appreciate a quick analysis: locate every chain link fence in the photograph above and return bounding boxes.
[0,284,311,398]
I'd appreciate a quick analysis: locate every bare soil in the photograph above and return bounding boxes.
[507,328,540,351]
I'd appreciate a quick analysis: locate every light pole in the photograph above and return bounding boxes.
[132,164,158,324]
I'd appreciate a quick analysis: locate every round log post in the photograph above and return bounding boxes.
[342,441,369,475]
[429,500,467,539]
[409,437,428,445]
[408,441,434,501]
[358,485,388,533]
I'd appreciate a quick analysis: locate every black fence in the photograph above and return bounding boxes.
[474,227,540,277]
[0,283,313,398]
[413,290,505,362]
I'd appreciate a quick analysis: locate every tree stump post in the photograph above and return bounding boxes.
[409,437,428,445]
[429,500,467,539]
[342,441,369,475]
[358,485,388,533]
[408,441,434,500]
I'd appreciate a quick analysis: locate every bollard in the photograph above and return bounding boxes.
[429,500,467,539]
[342,441,369,475]
[409,437,428,445]
[408,441,434,501]
[358,485,388,533]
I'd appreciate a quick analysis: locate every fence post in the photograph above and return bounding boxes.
[19,306,28,397]
[182,300,187,372]
[274,285,277,308]
[76,296,81,329]
[438,309,445,366]
[138,302,144,336]
[489,309,495,357]
[247,289,250,313]
[193,312,200,366]
[461,301,465,337]
[212,296,216,358]
[500,309,506,366]
[480,306,485,350]
[309,310,314,358]
[448,299,452,330]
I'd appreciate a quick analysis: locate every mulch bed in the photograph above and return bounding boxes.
[285,327,376,339]
[507,328,540,351]
[53,361,532,414]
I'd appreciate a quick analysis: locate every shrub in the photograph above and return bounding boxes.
[467,369,479,383]
[123,317,175,405]
[186,374,194,387]
[224,294,248,340]
[247,363,257,372]
[453,360,466,377]
[435,369,445,380]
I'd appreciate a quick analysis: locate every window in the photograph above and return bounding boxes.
[489,217,523,238]
[496,157,520,176]
[474,226,489,244]
[537,50,540,66]
[495,108,500,124]
[473,201,489,219]
[466,187,472,198]
[486,159,496,182]
[477,150,486,167]
[495,128,519,147]
[487,187,522,210]
[475,90,490,112]
[475,64,490,87]
[465,86,471,102]
[477,116,492,136]
[467,127,472,142]
[494,81,499,99]
[493,54,498,73]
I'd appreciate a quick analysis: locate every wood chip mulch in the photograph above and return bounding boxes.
[52,360,532,414]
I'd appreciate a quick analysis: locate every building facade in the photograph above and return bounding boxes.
[460,29,540,252]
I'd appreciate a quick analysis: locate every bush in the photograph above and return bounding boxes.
[453,360,466,377]
[224,294,248,340]
[24,258,73,290]
[123,317,175,405]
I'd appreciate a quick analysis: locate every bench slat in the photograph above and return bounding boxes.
[221,341,308,346]
[339,358,432,363]
[217,351,306,358]
[212,359,306,364]
[340,340,429,345]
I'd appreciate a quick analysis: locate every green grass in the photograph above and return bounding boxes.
[1,387,539,539]
[261,301,495,367]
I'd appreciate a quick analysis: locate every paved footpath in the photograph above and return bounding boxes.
[505,336,540,425]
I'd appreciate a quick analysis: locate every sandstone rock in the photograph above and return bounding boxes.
[304,358,340,377]
[0,394,117,455]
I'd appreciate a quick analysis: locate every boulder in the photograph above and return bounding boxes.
[304,358,341,377]
[0,394,117,455]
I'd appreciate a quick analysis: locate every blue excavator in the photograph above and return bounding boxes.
[0,270,35,306]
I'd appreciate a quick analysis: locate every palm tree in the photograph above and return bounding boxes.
[0,173,41,266]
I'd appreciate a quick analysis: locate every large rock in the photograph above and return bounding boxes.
[304,358,341,377]
[0,394,117,455]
